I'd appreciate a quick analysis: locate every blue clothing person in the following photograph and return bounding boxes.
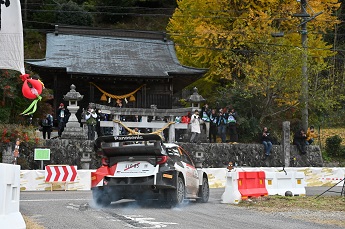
[261,127,273,157]
[227,108,238,143]
[217,109,227,143]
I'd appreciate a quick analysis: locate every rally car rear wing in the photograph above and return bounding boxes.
[94,134,165,157]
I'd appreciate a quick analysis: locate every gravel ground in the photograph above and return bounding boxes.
[260,209,345,228]
[280,210,345,228]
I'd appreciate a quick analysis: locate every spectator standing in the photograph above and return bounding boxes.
[261,127,273,159]
[293,129,307,155]
[217,109,227,143]
[57,103,69,138]
[306,126,318,145]
[227,108,238,143]
[209,109,218,143]
[201,104,211,142]
[85,107,98,140]
[190,110,201,143]
[41,113,53,139]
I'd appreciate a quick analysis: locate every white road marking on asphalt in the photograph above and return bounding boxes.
[20,198,92,202]
[124,214,178,228]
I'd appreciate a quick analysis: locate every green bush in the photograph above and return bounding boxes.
[325,135,343,157]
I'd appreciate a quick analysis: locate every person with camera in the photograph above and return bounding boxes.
[293,128,307,155]
[201,104,211,142]
[41,113,53,139]
[261,126,273,159]
[227,108,238,143]
[217,108,227,143]
[57,103,70,138]
[85,107,98,140]
[190,110,201,143]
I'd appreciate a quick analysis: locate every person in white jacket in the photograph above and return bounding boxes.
[190,110,201,143]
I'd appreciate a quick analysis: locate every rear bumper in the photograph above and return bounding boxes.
[93,170,178,198]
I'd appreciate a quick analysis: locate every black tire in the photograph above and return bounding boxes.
[196,177,209,203]
[167,176,185,206]
[92,188,111,207]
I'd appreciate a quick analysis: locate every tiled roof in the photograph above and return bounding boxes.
[26,29,207,78]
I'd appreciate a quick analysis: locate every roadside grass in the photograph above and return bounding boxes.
[24,215,44,229]
[239,195,345,211]
[238,195,345,228]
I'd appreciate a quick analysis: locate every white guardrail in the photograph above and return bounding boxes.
[18,167,345,191]
[0,163,26,229]
[1,166,343,225]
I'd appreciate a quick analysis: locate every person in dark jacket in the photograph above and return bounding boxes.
[217,109,227,143]
[261,127,273,158]
[227,108,238,143]
[57,103,70,138]
[209,109,218,143]
[41,113,53,139]
[293,128,307,155]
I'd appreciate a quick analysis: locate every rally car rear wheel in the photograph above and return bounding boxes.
[167,176,185,206]
[196,177,209,203]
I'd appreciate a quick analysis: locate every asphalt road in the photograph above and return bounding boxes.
[20,187,344,229]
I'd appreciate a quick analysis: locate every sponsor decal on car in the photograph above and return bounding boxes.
[124,162,141,171]
[113,135,144,141]
[115,162,155,174]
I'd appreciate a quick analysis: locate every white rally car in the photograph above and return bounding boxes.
[91,134,209,207]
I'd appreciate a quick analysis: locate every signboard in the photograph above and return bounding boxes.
[34,148,50,161]
[45,165,77,182]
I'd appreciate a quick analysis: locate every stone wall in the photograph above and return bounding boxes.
[1,140,323,169]
[179,143,323,168]
[1,140,101,170]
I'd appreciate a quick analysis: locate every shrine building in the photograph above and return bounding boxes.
[25,25,207,114]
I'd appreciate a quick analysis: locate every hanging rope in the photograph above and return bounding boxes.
[113,120,175,136]
[89,82,145,100]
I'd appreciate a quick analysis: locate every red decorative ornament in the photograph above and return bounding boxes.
[20,74,43,99]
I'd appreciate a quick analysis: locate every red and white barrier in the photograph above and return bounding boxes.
[221,169,269,204]
[45,165,78,191]
[221,168,307,204]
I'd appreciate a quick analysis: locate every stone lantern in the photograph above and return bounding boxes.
[187,87,206,110]
[61,84,85,139]
[187,87,206,142]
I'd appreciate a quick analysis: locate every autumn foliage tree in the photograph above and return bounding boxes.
[167,0,340,135]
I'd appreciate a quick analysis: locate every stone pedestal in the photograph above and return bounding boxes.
[1,144,13,164]
[80,148,92,169]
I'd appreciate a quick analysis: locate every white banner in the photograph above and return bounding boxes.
[0,0,25,74]
[20,170,94,191]
[19,167,345,191]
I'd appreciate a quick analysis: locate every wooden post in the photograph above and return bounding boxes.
[169,116,175,143]
[282,121,290,167]
[113,114,120,135]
